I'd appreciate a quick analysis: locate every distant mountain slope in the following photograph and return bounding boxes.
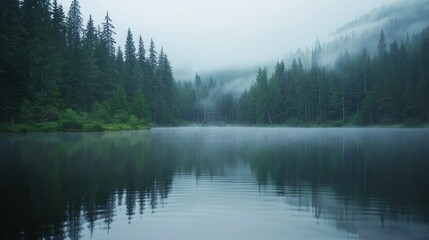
[192,0,429,94]
[284,0,429,67]
[326,0,429,59]
[334,0,429,38]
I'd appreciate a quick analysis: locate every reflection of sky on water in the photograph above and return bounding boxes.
[90,174,356,240]
[1,127,429,240]
[87,169,429,240]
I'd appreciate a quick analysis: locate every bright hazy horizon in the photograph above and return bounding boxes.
[58,0,400,78]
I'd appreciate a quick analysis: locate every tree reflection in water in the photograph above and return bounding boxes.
[1,128,429,239]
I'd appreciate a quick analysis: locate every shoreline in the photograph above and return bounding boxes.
[2,122,428,133]
[0,122,151,133]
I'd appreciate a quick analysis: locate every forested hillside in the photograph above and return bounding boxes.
[181,29,429,126]
[238,30,429,125]
[1,0,429,130]
[0,0,175,130]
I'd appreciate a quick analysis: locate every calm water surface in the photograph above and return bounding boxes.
[1,127,429,240]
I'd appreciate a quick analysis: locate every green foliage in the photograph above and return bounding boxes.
[132,89,150,120]
[91,102,111,122]
[36,122,61,132]
[124,28,137,100]
[59,108,83,130]
[237,27,429,126]
[19,100,36,123]
[110,84,128,114]
[2,0,429,128]
[127,115,141,127]
[0,0,26,122]
[0,1,190,127]
[83,121,104,131]
[0,123,36,133]
[113,110,130,124]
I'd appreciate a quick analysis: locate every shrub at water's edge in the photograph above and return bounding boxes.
[0,122,150,133]
[0,108,151,133]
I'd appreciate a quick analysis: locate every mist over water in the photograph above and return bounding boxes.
[3,1,429,238]
[1,128,429,240]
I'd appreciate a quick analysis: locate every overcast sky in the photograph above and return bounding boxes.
[58,0,399,78]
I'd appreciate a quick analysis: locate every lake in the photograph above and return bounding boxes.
[1,127,429,240]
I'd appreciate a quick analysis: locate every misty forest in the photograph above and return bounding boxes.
[1,0,429,130]
[3,1,429,240]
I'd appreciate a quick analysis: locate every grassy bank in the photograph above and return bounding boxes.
[0,108,151,133]
[0,122,150,133]
[2,120,428,133]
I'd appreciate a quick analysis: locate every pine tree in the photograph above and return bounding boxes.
[148,39,157,70]
[298,58,304,72]
[125,28,137,73]
[97,12,116,98]
[271,61,286,123]
[110,84,128,115]
[84,16,97,52]
[378,30,387,57]
[193,73,203,122]
[66,0,83,56]
[124,28,137,100]
[361,48,371,95]
[255,67,270,124]
[0,0,26,122]
[375,31,396,123]
[326,75,342,121]
[137,35,151,106]
[101,12,116,59]
[162,51,177,123]
[51,0,67,47]
[195,74,202,88]
[402,77,417,120]
[143,38,158,118]
[21,0,63,122]
[82,15,101,111]
[138,35,146,66]
[116,47,125,85]
[63,0,84,110]
[154,48,176,124]
[238,89,249,123]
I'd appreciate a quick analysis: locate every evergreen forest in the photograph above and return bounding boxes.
[237,30,429,126]
[1,0,429,131]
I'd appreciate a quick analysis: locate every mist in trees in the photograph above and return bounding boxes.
[1,0,429,127]
[237,29,429,125]
[180,27,429,126]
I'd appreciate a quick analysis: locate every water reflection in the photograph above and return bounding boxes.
[1,128,429,240]
[0,131,173,239]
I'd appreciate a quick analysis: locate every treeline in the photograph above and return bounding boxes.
[2,1,429,128]
[176,27,429,126]
[176,74,238,124]
[0,0,176,128]
[238,29,429,125]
